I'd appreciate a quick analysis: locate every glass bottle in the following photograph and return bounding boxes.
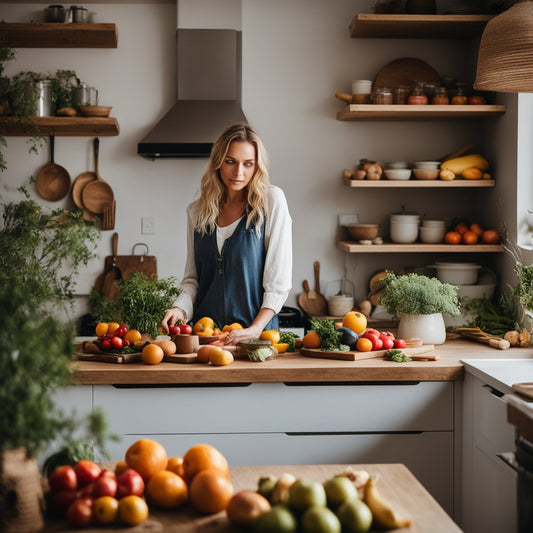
[407,83,428,105]
[451,86,468,105]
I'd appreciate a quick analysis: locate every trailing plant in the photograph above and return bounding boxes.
[89,272,180,338]
[379,272,461,317]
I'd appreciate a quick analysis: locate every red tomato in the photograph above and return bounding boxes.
[93,475,117,499]
[179,324,193,334]
[168,325,180,335]
[380,331,395,339]
[111,336,123,349]
[468,95,486,105]
[116,468,145,499]
[100,339,112,351]
[47,490,78,517]
[394,339,407,349]
[66,499,93,528]
[75,460,101,487]
[123,339,130,347]
[49,465,77,492]
[78,482,95,498]
[380,335,394,350]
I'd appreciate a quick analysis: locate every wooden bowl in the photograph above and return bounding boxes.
[171,334,199,354]
[198,333,228,345]
[413,168,439,180]
[344,223,379,241]
[78,106,112,117]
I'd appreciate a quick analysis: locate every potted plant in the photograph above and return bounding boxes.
[379,272,460,344]
[0,190,103,531]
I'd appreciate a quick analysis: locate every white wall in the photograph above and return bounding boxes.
[0,0,519,325]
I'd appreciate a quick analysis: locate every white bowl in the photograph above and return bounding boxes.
[419,225,446,243]
[412,161,441,170]
[385,162,409,169]
[390,221,419,243]
[384,168,412,180]
[422,219,446,228]
[432,263,481,285]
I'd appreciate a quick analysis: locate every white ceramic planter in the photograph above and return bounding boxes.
[397,313,446,345]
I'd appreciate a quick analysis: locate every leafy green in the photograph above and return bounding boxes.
[385,349,412,363]
[309,319,349,352]
[461,297,516,335]
[279,331,299,352]
[379,272,460,317]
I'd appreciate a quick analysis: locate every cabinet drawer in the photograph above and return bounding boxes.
[94,381,453,434]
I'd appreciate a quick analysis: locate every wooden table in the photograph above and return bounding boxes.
[43,463,462,532]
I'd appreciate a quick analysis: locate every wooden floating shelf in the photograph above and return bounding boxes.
[337,104,506,121]
[344,178,496,188]
[0,117,120,136]
[0,22,118,48]
[350,14,494,39]
[337,241,504,253]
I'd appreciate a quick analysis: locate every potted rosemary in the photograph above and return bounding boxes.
[379,272,460,344]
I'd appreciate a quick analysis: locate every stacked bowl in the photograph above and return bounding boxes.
[419,219,446,243]
[412,161,440,180]
[390,212,420,243]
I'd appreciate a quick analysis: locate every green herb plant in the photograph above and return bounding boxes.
[309,319,349,352]
[379,272,460,317]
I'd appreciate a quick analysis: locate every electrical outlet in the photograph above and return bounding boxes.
[141,217,155,235]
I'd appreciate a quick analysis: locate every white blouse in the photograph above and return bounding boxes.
[173,185,293,322]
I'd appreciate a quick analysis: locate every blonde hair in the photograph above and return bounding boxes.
[193,122,270,235]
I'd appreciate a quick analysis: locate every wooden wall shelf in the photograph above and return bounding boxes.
[0,22,118,48]
[350,14,493,39]
[344,178,496,188]
[337,241,503,253]
[0,117,120,136]
[337,104,506,121]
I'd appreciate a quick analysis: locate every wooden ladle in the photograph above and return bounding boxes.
[81,137,114,215]
[36,136,71,201]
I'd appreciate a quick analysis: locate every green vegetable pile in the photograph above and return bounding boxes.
[385,349,412,363]
[279,331,299,352]
[310,319,349,352]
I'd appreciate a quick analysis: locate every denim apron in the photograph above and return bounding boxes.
[192,216,279,331]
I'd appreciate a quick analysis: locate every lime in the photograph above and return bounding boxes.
[252,505,298,533]
[323,476,358,509]
[301,505,341,533]
[288,479,327,514]
[336,498,373,533]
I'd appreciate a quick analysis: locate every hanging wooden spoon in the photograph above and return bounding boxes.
[36,136,71,201]
[81,137,114,215]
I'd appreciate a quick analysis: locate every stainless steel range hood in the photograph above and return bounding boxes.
[138,28,247,159]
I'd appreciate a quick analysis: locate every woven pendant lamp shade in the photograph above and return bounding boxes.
[474,0,533,93]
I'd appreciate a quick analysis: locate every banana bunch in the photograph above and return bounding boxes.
[363,475,413,529]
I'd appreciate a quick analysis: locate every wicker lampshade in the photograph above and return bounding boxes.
[474,0,533,93]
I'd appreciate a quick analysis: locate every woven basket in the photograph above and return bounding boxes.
[0,448,45,533]
[475,0,533,92]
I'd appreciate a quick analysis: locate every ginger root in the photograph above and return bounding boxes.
[519,328,531,347]
[504,330,520,347]
[359,158,383,180]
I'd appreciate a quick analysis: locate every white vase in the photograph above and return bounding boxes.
[397,313,446,345]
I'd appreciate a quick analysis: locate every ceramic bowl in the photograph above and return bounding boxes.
[345,223,379,241]
[384,168,412,180]
[422,219,446,228]
[412,161,441,170]
[432,262,481,285]
[413,168,440,180]
[419,225,446,243]
[390,221,419,243]
[385,162,409,169]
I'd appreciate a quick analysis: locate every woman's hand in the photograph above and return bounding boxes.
[224,324,263,345]
[161,307,186,334]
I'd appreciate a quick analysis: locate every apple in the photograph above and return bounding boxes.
[169,325,180,335]
[48,465,77,492]
[93,475,117,498]
[47,490,78,517]
[66,499,93,528]
[394,339,407,349]
[100,338,112,351]
[75,460,101,487]
[116,468,145,499]
[179,324,193,334]
[468,95,486,105]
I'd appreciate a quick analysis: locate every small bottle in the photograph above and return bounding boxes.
[393,86,409,105]
[451,86,468,105]
[372,87,393,105]
[431,87,450,105]
[407,83,428,105]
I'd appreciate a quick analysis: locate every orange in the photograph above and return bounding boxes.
[189,468,234,514]
[145,470,188,509]
[222,322,243,333]
[302,331,321,349]
[470,223,484,236]
[197,345,217,364]
[125,439,168,482]
[142,343,164,365]
[356,337,373,352]
[95,322,109,337]
[115,460,129,476]
[444,231,462,244]
[455,223,469,235]
[124,329,142,344]
[272,343,289,353]
[193,317,215,333]
[462,230,479,245]
[117,495,149,526]
[259,329,281,344]
[342,311,367,334]
[209,348,234,366]
[93,496,119,525]
[182,443,230,484]
[482,229,501,244]
[107,322,121,336]
[167,456,185,479]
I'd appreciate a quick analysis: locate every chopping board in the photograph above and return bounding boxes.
[512,382,533,400]
[374,57,441,88]
[300,344,436,361]
[77,352,199,364]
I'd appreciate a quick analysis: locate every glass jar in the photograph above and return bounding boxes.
[372,87,393,105]
[431,87,450,105]
[393,86,410,105]
[407,84,428,105]
[451,86,468,105]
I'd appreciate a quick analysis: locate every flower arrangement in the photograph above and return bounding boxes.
[379,272,461,317]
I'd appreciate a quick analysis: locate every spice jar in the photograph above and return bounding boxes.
[393,86,410,105]
[372,87,393,105]
[431,87,449,105]
[451,86,468,105]
[407,84,428,105]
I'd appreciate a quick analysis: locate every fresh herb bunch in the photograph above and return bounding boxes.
[461,297,516,335]
[385,349,412,363]
[279,331,299,352]
[379,272,460,317]
[310,319,349,351]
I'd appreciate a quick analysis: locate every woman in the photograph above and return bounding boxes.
[161,123,292,345]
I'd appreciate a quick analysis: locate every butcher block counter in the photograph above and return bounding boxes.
[43,463,462,533]
[71,339,533,385]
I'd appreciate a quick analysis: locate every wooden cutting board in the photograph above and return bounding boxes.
[164,353,198,364]
[512,382,533,400]
[300,344,436,361]
[374,57,441,88]
[77,352,142,364]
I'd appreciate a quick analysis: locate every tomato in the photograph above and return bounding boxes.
[168,325,180,335]
[379,334,394,350]
[93,475,117,499]
[444,231,462,245]
[49,465,77,492]
[66,499,93,528]
[47,490,77,517]
[78,482,95,498]
[116,468,145,499]
[122,339,130,347]
[468,95,486,105]
[179,324,193,334]
[93,496,119,525]
[118,495,149,526]
[115,326,127,338]
[259,329,281,343]
[462,230,479,245]
[342,311,367,334]
[75,460,101,487]
[100,338,112,351]
[111,336,123,349]
[394,339,406,349]
[481,229,501,244]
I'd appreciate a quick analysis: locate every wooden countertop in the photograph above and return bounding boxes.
[43,463,462,532]
[71,339,533,386]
